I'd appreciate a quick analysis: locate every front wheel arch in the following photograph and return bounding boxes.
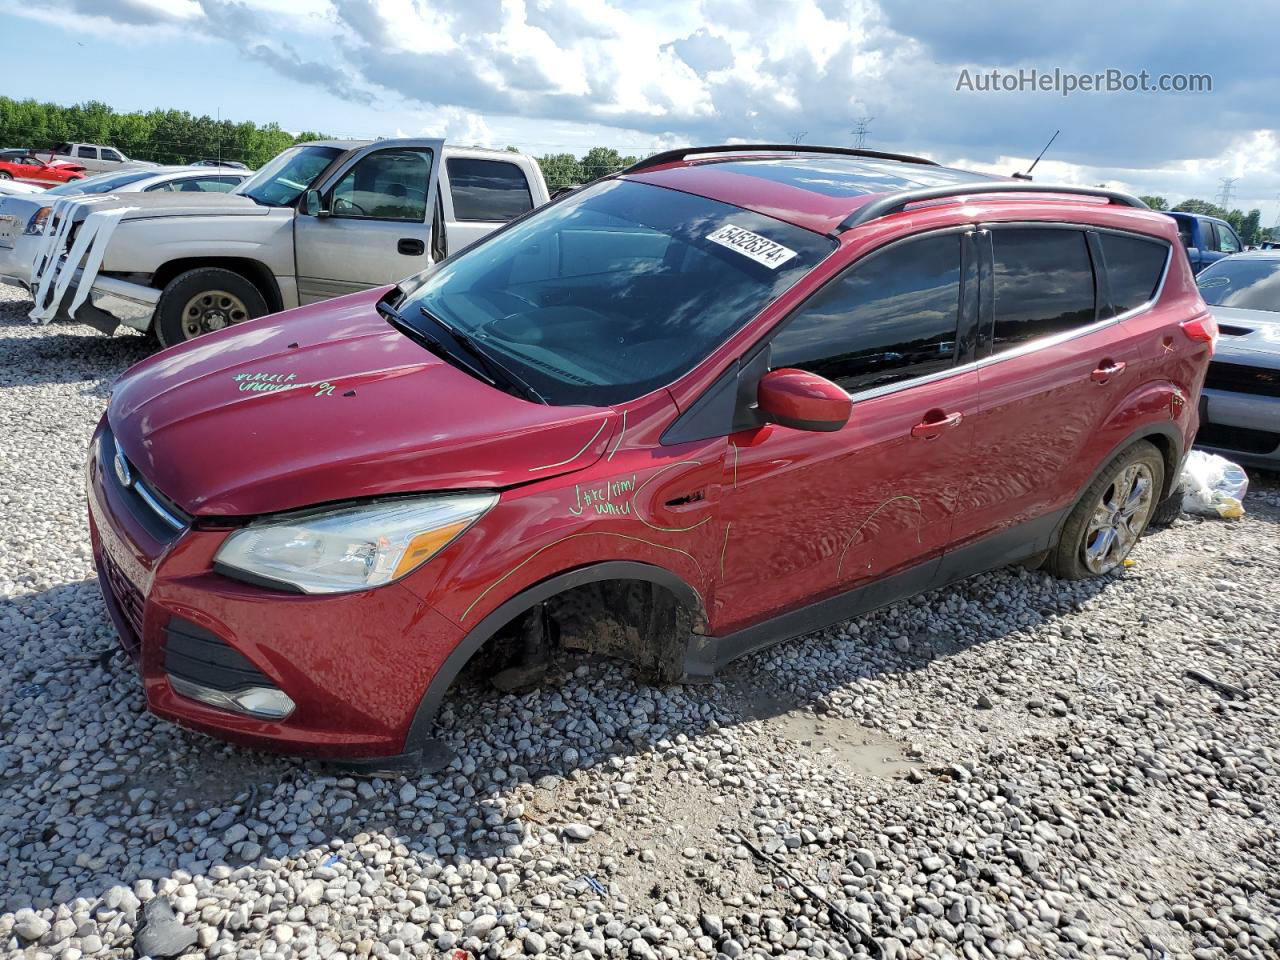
[402,561,706,758]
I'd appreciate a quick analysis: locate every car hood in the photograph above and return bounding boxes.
[1208,305,1280,364]
[69,191,271,222]
[108,288,616,517]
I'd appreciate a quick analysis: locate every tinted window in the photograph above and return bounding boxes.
[770,235,961,392]
[400,179,834,406]
[992,229,1095,350]
[77,146,98,160]
[1100,233,1168,316]
[1200,220,1218,251]
[447,158,534,221]
[102,149,123,162]
[1196,258,1280,312]
[331,149,432,221]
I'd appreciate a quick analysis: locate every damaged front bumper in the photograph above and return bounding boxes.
[35,268,159,334]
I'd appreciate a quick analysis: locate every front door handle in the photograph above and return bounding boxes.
[910,411,963,440]
[1091,360,1127,384]
[397,237,425,256]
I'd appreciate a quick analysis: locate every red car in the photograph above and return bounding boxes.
[86,144,1214,767]
[0,153,87,187]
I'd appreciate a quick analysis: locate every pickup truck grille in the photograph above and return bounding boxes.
[1205,361,1280,399]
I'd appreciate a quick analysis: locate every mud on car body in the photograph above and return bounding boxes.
[88,145,1215,767]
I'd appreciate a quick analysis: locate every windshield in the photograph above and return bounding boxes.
[398,179,834,405]
[235,145,343,207]
[1197,258,1280,312]
[45,170,155,197]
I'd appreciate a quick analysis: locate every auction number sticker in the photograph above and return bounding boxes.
[705,224,797,269]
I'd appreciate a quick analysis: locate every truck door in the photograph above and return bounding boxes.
[440,156,538,253]
[294,139,444,303]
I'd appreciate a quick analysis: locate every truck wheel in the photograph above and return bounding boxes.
[1046,440,1165,580]
[154,268,268,347]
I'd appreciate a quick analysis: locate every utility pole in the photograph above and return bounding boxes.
[851,117,874,149]
[1217,176,1239,210]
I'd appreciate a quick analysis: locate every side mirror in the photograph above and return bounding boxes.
[756,368,851,432]
[302,189,328,217]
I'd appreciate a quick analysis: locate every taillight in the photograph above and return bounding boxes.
[1181,314,1218,355]
[26,206,51,236]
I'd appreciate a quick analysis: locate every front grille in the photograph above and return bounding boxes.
[164,617,274,693]
[100,548,145,644]
[1197,422,1280,455]
[101,429,191,542]
[1205,362,1280,398]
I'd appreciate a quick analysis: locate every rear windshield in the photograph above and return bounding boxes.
[1196,258,1280,312]
[398,179,834,405]
[45,170,154,196]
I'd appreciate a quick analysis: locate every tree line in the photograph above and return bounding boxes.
[1138,195,1270,246]
[0,96,640,187]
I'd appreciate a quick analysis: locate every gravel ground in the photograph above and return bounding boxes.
[1,283,1278,960]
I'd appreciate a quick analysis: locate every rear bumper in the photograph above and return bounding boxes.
[1196,387,1280,470]
[86,421,465,761]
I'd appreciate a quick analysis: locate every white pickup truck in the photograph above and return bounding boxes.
[28,139,550,346]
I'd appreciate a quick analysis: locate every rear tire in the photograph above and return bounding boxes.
[0,172,12,181]
[1046,441,1165,580]
[1148,488,1184,528]
[154,267,268,348]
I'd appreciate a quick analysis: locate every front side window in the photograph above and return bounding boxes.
[236,145,343,207]
[1218,225,1242,254]
[331,149,432,221]
[770,234,962,393]
[398,179,834,405]
[1100,233,1168,317]
[1196,258,1280,312]
[991,228,1095,350]
[447,158,534,221]
[102,149,123,163]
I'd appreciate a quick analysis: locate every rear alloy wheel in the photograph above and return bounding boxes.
[0,172,12,180]
[154,267,268,348]
[1047,440,1165,580]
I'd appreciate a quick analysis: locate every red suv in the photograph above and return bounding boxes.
[87,145,1214,767]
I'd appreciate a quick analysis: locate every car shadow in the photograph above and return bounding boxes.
[0,559,1119,912]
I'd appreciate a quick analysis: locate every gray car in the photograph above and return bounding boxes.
[0,166,249,290]
[1195,251,1280,470]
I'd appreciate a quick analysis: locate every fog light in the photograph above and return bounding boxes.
[169,676,296,720]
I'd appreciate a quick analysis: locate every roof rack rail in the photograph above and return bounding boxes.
[840,182,1149,231]
[623,143,940,175]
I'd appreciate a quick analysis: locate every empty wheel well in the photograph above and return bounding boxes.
[152,258,281,313]
[403,564,705,755]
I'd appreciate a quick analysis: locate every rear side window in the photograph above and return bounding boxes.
[991,229,1095,350]
[77,146,99,160]
[770,233,962,393]
[1200,220,1218,251]
[447,158,534,222]
[1100,233,1168,316]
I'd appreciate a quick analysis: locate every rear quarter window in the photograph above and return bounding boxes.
[1100,233,1168,316]
[447,158,534,222]
[991,228,1096,351]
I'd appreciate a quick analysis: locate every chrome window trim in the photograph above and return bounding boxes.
[839,224,1173,406]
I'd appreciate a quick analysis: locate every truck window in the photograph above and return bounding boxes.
[446,158,534,222]
[77,146,99,160]
[1200,219,1219,251]
[330,148,432,222]
[102,149,123,163]
[1218,225,1242,254]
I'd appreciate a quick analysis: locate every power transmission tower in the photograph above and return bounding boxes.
[1217,177,1239,210]
[790,131,807,145]
[851,117,874,148]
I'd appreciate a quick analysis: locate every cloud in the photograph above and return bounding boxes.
[665,28,734,73]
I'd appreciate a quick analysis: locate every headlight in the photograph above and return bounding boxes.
[214,493,496,594]
[26,206,52,236]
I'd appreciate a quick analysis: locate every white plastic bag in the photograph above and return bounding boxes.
[1179,450,1248,518]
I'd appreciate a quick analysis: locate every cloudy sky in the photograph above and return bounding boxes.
[4,0,1278,222]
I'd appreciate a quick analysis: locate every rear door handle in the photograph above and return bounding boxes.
[397,238,425,256]
[910,411,963,440]
[1091,360,1127,384]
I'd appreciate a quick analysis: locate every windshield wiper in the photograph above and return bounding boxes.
[416,306,547,404]
[377,300,500,390]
